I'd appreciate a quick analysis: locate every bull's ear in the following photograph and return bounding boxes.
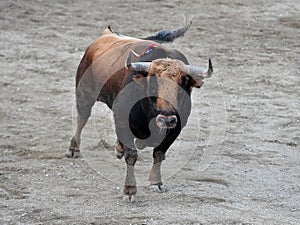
[184,59,213,88]
[132,74,146,86]
[132,74,144,81]
[191,77,203,88]
[125,50,140,69]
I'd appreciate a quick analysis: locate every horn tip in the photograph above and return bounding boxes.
[208,58,213,74]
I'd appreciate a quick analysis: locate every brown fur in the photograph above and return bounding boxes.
[148,59,187,112]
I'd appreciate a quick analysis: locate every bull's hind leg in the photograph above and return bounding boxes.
[67,115,88,158]
[67,87,96,158]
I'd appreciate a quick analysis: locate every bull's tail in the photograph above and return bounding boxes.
[142,18,193,43]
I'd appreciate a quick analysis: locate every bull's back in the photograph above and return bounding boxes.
[76,31,136,87]
[75,29,156,108]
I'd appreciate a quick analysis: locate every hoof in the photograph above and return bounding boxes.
[149,184,167,193]
[66,149,74,158]
[67,137,81,158]
[123,194,136,203]
[115,149,124,159]
[115,141,124,159]
[66,149,81,158]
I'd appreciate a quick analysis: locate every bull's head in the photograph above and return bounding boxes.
[125,51,213,130]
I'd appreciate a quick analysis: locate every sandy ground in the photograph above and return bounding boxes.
[1,0,300,224]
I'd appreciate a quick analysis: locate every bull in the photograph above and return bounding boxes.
[67,20,213,202]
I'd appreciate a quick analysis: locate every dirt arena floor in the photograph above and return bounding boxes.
[1,0,299,224]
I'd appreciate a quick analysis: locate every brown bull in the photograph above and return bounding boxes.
[67,21,213,202]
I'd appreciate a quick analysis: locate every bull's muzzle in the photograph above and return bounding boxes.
[156,114,177,129]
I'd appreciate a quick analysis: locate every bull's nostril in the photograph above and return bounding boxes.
[158,117,165,123]
[167,116,177,128]
[156,115,167,128]
[156,115,177,128]
[169,117,177,124]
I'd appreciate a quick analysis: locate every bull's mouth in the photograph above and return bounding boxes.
[156,114,177,129]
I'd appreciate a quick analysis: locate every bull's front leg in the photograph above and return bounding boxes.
[149,150,167,193]
[149,132,180,193]
[115,133,138,202]
[123,148,138,202]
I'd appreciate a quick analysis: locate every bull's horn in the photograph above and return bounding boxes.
[130,62,151,72]
[125,50,151,72]
[185,59,213,79]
